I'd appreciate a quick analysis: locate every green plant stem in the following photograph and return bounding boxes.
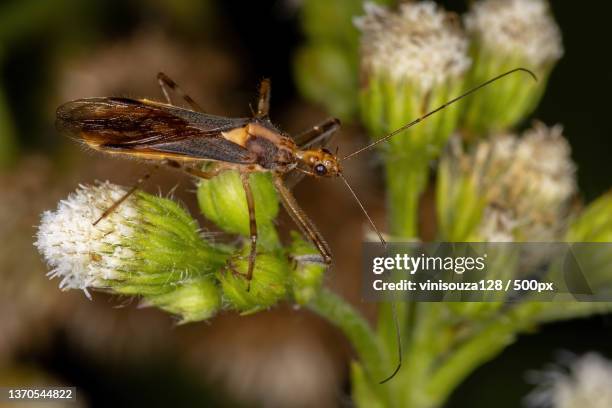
[427,322,518,404]
[307,288,393,403]
[424,302,545,406]
[386,156,429,238]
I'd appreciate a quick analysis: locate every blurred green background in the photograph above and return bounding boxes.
[0,0,610,407]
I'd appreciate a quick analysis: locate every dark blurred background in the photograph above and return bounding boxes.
[0,1,610,407]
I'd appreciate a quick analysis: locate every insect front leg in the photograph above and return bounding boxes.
[240,172,258,282]
[294,117,341,149]
[171,161,258,283]
[157,72,204,112]
[273,175,332,266]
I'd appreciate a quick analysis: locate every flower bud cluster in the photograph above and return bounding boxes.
[36,174,327,322]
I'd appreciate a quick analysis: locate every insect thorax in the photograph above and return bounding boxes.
[244,122,297,172]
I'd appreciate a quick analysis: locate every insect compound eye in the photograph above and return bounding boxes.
[314,163,327,176]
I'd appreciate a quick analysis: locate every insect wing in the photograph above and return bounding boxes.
[56,97,255,164]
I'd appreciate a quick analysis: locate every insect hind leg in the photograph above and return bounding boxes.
[157,72,204,112]
[273,175,333,266]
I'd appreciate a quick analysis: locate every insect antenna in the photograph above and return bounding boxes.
[338,173,404,383]
[342,67,537,161]
[338,173,386,247]
[334,68,536,386]
[379,302,402,384]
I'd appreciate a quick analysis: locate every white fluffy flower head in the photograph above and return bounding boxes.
[460,123,576,241]
[355,1,471,90]
[35,182,138,298]
[465,0,563,67]
[517,124,576,208]
[479,208,516,242]
[527,353,612,408]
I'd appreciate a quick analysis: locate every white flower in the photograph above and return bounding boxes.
[465,0,563,67]
[516,124,576,209]
[454,123,576,241]
[34,182,137,298]
[355,1,471,90]
[526,353,612,408]
[479,208,516,242]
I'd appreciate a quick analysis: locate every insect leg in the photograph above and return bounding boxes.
[93,168,157,226]
[294,117,341,149]
[273,175,332,265]
[240,172,258,281]
[256,78,271,118]
[167,161,257,283]
[157,72,204,112]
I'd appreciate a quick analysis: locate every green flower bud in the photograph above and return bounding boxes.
[566,193,612,242]
[35,182,228,321]
[287,232,326,305]
[546,194,612,297]
[461,0,563,135]
[436,140,487,241]
[357,2,470,155]
[197,169,280,249]
[355,1,471,237]
[293,0,394,119]
[218,248,290,314]
[147,277,221,324]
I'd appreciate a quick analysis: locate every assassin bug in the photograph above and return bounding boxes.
[56,68,535,282]
[56,68,535,384]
